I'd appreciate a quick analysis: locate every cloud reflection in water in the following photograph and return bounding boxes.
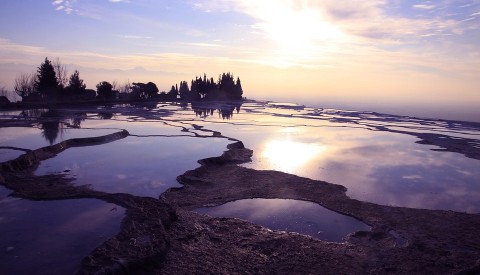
[196,198,370,242]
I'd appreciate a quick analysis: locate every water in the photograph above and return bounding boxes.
[2,102,479,212]
[195,198,371,242]
[0,186,124,275]
[1,100,479,247]
[178,102,480,212]
[35,135,230,197]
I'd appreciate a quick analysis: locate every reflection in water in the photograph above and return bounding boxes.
[262,140,325,173]
[2,102,480,213]
[35,136,231,198]
[39,110,64,145]
[70,112,87,128]
[243,125,480,213]
[0,187,124,275]
[196,199,370,242]
[21,109,88,144]
[192,102,242,120]
[19,109,48,120]
[97,112,115,120]
[17,109,87,145]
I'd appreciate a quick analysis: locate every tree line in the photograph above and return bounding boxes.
[7,57,244,105]
[172,73,243,101]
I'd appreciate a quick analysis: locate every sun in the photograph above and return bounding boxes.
[252,2,344,66]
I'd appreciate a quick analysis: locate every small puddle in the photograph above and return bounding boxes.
[0,186,124,274]
[195,198,370,242]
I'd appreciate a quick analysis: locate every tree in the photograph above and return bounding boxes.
[144,82,159,99]
[96,81,114,100]
[178,81,189,99]
[111,80,119,92]
[130,82,159,99]
[234,77,243,100]
[173,72,244,101]
[35,57,59,99]
[14,72,36,99]
[66,70,86,97]
[217,72,239,100]
[53,57,68,89]
[118,80,131,94]
[168,85,179,99]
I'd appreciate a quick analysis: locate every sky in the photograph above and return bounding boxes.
[0,0,479,117]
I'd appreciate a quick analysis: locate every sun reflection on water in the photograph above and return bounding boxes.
[262,140,324,173]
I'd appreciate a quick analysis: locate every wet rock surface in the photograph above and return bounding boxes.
[160,141,480,274]
[0,130,176,274]
[1,104,480,274]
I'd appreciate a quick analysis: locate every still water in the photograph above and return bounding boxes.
[195,198,370,242]
[0,186,124,274]
[1,101,480,250]
[1,102,479,212]
[1,103,480,213]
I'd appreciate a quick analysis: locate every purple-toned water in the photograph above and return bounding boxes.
[1,101,479,271]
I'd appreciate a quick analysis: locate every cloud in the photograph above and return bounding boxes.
[188,0,480,84]
[183,42,224,48]
[413,4,436,10]
[116,35,153,39]
[109,0,130,3]
[52,0,76,14]
[0,38,48,58]
[194,0,475,42]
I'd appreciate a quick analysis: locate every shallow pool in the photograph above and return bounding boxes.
[195,198,370,242]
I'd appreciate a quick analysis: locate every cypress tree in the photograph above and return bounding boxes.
[235,77,243,100]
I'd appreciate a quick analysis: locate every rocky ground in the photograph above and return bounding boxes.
[1,116,480,274]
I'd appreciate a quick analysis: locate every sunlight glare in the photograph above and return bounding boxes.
[251,2,344,67]
[262,140,324,173]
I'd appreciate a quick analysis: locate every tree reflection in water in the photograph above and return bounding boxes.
[39,110,63,145]
[24,109,87,144]
[192,101,242,120]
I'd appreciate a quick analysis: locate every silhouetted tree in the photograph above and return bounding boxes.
[173,72,244,102]
[144,82,159,99]
[118,80,131,94]
[66,70,86,98]
[53,57,68,89]
[234,77,243,100]
[84,89,97,100]
[130,82,159,99]
[178,81,189,99]
[14,72,36,100]
[218,73,237,99]
[35,58,59,100]
[96,81,114,100]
